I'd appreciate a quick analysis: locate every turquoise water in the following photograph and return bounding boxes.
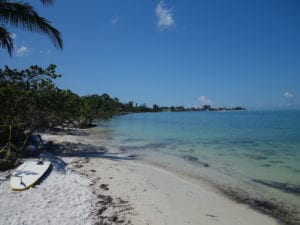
[92,111,300,212]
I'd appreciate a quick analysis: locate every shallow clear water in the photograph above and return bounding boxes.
[92,111,300,210]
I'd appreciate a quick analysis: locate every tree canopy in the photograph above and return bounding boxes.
[0,64,121,158]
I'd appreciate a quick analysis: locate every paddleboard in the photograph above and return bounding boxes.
[10,160,51,191]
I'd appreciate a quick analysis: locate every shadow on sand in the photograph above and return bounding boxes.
[40,142,136,174]
[39,153,68,174]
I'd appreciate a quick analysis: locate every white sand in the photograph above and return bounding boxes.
[0,133,280,225]
[0,156,95,225]
[80,157,279,225]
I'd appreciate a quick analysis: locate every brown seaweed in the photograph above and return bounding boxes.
[252,179,300,195]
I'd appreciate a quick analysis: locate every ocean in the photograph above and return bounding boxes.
[90,110,300,221]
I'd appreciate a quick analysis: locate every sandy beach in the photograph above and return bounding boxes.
[1,1,299,224]
[0,132,281,225]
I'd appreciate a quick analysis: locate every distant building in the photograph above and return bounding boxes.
[217,107,226,111]
[161,107,171,112]
[202,105,211,111]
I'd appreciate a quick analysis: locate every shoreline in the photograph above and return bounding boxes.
[0,131,297,224]
[43,131,299,225]
[70,155,278,225]
[132,151,299,225]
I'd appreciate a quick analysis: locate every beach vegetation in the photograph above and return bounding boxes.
[0,64,119,165]
[81,94,120,126]
[119,101,137,113]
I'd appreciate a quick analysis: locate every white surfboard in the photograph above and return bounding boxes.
[10,160,51,191]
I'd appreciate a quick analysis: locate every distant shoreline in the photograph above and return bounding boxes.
[117,107,246,116]
[117,104,246,114]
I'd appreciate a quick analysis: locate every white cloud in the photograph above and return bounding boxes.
[198,96,212,105]
[16,46,30,57]
[284,91,294,98]
[111,16,119,25]
[155,0,175,30]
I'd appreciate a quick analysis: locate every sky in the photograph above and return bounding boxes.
[1,0,300,110]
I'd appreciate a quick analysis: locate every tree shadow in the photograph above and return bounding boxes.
[45,142,137,162]
[40,142,137,174]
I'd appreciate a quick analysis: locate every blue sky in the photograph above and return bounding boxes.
[1,0,300,109]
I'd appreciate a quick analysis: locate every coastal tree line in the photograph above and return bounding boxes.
[0,64,120,133]
[0,64,185,156]
[0,64,246,163]
[0,64,122,165]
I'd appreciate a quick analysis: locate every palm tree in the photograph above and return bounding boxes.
[0,0,63,56]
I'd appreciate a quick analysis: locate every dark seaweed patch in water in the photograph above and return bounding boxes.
[176,139,193,145]
[230,139,254,146]
[260,164,271,168]
[164,138,179,143]
[269,160,284,164]
[252,179,300,195]
[144,142,168,149]
[120,143,169,151]
[182,155,209,167]
[123,138,145,142]
[119,145,141,151]
[244,154,268,160]
[267,143,281,148]
[120,142,169,152]
[261,149,276,156]
[286,152,297,157]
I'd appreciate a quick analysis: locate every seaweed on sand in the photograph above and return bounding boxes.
[219,186,300,225]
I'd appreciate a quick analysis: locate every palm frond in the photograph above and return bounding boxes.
[0,2,63,49]
[0,1,55,5]
[0,26,13,56]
